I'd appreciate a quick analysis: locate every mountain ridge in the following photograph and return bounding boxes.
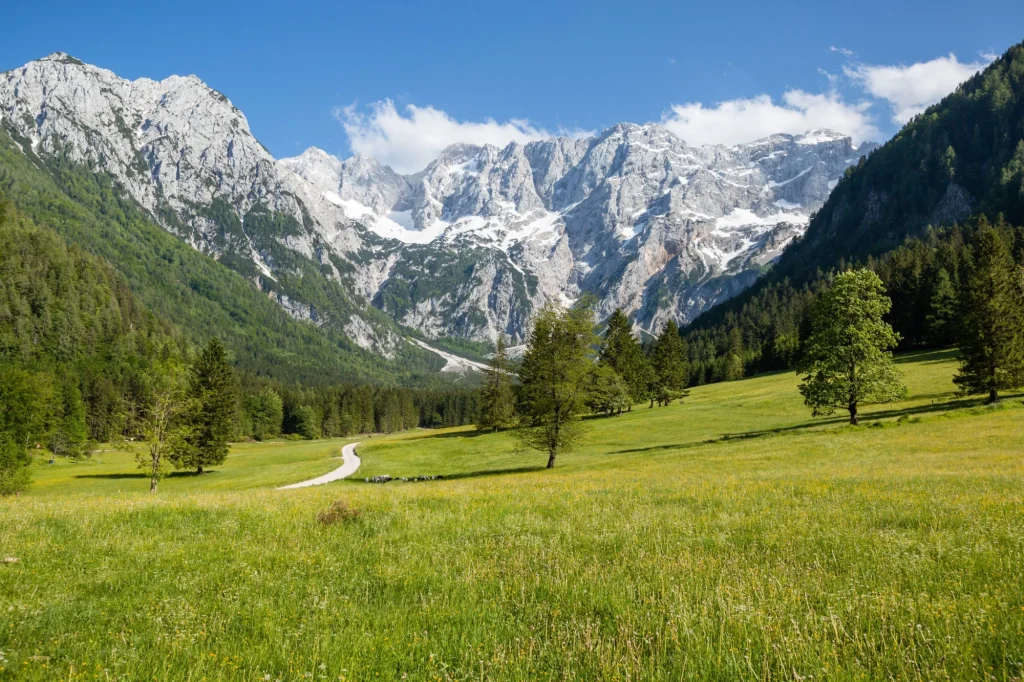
[1,52,876,358]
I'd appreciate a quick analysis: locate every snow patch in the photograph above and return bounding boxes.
[410,339,488,373]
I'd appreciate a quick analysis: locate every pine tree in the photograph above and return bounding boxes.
[170,338,236,474]
[516,302,597,468]
[798,270,908,424]
[926,267,958,347]
[651,321,690,406]
[725,327,745,381]
[599,309,648,408]
[477,336,516,432]
[954,223,1024,402]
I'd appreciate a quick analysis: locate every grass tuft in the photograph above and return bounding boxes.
[315,499,361,525]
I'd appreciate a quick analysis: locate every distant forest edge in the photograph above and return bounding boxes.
[0,199,479,470]
[682,40,1024,384]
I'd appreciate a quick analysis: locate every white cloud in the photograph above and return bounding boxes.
[830,46,855,57]
[845,53,990,123]
[661,89,880,146]
[337,100,557,174]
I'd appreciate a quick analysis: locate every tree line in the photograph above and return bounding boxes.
[481,217,1024,468]
[476,297,693,468]
[683,216,1024,389]
[0,201,479,495]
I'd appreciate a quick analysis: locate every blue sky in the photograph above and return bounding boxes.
[4,0,1022,172]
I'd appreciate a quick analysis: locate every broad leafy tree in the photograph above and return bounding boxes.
[0,367,50,495]
[516,302,597,468]
[954,223,1024,402]
[132,358,190,493]
[586,363,630,416]
[798,269,908,425]
[245,387,284,440]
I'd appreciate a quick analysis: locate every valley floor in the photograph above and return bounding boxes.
[1,350,1022,680]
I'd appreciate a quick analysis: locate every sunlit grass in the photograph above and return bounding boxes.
[1,350,1022,680]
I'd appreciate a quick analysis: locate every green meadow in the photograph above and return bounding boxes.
[1,350,1022,680]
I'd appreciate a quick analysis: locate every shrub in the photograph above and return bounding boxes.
[316,499,361,526]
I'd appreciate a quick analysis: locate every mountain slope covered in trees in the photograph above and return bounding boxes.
[0,126,443,385]
[684,40,1024,382]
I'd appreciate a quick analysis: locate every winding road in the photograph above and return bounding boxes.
[278,441,361,489]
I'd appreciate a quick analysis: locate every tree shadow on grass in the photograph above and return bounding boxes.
[74,471,217,480]
[894,348,959,365]
[355,465,545,483]
[612,391,1019,456]
[399,428,505,441]
[440,465,546,481]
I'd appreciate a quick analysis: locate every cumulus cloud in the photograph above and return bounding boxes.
[337,100,558,174]
[661,90,880,146]
[845,53,990,123]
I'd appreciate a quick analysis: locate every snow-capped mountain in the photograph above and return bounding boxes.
[282,124,874,336]
[0,53,876,351]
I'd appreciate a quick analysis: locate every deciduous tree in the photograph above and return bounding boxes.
[798,269,908,425]
[516,302,597,468]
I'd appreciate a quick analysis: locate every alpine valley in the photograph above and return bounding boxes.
[0,53,876,372]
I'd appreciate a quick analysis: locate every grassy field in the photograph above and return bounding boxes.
[1,350,1022,680]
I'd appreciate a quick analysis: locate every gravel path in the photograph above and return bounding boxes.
[278,441,361,489]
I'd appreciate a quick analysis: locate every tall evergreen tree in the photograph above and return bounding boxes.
[925,267,958,347]
[477,336,516,432]
[954,223,1024,402]
[599,309,648,408]
[798,269,908,425]
[170,338,236,474]
[651,321,690,406]
[516,302,597,468]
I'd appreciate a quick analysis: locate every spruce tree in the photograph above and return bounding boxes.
[599,309,648,408]
[477,336,516,432]
[954,223,1024,402]
[170,338,236,474]
[926,267,958,347]
[798,269,908,424]
[651,321,690,406]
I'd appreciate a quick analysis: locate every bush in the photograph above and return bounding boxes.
[316,499,361,526]
[0,439,32,496]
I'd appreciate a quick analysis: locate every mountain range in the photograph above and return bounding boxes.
[0,52,875,369]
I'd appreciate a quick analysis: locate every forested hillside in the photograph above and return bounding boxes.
[0,126,443,385]
[683,40,1024,382]
[0,200,182,456]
